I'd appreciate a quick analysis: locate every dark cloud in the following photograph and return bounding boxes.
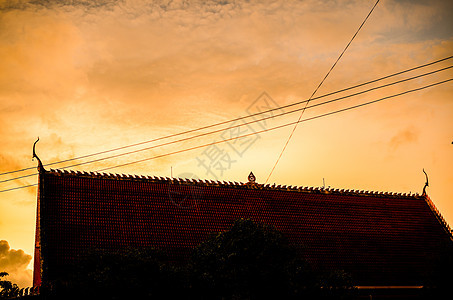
[0,240,32,288]
[0,0,120,12]
[379,0,453,42]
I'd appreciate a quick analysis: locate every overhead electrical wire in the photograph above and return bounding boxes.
[2,77,451,193]
[1,53,452,178]
[265,0,380,183]
[96,78,453,171]
[1,64,451,185]
[0,183,37,193]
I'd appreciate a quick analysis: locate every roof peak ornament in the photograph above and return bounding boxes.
[422,168,429,196]
[33,137,44,173]
[248,171,256,183]
[246,172,258,187]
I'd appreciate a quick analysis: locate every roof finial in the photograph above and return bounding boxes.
[32,137,44,172]
[422,168,429,196]
[248,171,256,183]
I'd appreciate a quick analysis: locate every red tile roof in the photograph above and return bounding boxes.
[33,168,453,287]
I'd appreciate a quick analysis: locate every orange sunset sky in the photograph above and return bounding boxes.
[0,0,452,288]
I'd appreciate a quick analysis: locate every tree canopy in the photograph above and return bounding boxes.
[41,218,356,299]
[190,218,298,299]
[0,272,20,299]
[189,218,354,299]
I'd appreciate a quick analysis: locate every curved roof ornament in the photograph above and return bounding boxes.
[33,137,44,172]
[422,168,429,196]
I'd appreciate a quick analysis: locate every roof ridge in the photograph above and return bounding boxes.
[46,168,420,199]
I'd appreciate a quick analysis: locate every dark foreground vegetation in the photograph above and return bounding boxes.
[0,272,20,299]
[2,219,452,299]
[40,219,356,299]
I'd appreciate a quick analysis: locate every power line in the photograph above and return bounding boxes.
[93,79,453,172]
[0,184,37,193]
[2,64,450,184]
[1,52,451,177]
[265,0,380,184]
[1,77,450,193]
[0,173,37,183]
[34,68,453,169]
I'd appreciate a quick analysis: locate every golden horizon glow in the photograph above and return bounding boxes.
[0,0,452,288]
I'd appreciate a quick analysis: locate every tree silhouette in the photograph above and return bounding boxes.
[39,219,357,299]
[0,272,20,299]
[42,248,174,299]
[190,218,306,299]
[189,218,355,300]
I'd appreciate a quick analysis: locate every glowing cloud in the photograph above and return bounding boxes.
[0,240,32,288]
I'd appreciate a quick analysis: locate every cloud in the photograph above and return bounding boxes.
[0,0,449,181]
[0,0,120,12]
[389,127,419,151]
[0,240,32,288]
[0,0,450,163]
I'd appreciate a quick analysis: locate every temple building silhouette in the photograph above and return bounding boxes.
[32,156,452,293]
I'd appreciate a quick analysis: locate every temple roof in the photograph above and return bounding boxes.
[35,167,453,287]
